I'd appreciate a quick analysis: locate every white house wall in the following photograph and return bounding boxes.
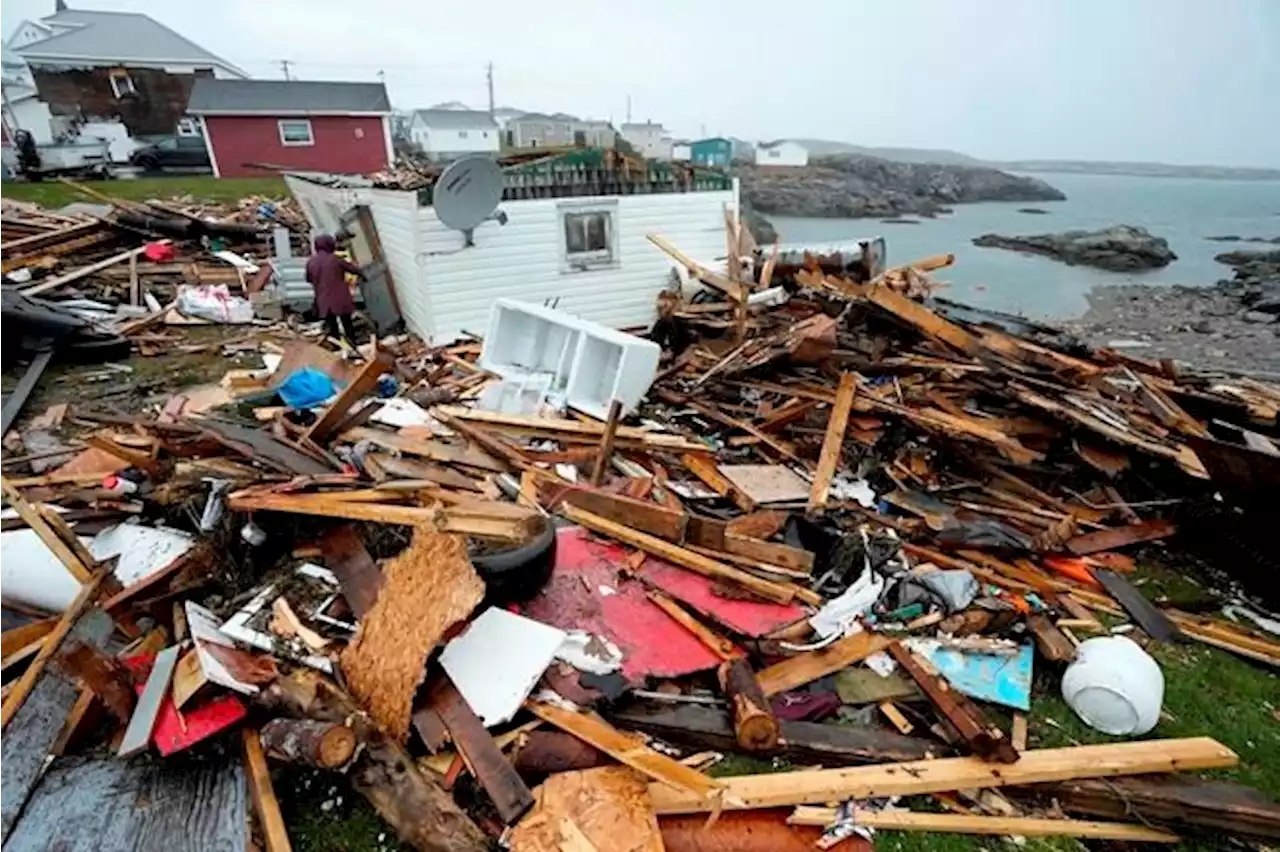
[412,187,735,342]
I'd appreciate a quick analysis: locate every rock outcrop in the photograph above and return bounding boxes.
[971,225,1177,272]
[738,154,1064,220]
[1215,249,1280,316]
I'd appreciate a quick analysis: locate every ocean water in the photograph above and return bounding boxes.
[770,172,1280,319]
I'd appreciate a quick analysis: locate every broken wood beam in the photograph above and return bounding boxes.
[590,399,624,486]
[807,372,857,510]
[755,631,893,697]
[434,406,706,452]
[646,736,1238,814]
[260,718,358,769]
[243,727,294,852]
[787,806,1180,843]
[21,246,146,297]
[646,591,739,660]
[304,350,395,443]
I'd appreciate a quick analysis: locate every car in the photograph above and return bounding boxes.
[128,135,211,173]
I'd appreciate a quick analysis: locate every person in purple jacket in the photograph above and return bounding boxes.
[304,233,364,345]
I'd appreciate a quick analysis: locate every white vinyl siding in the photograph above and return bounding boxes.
[278,119,314,146]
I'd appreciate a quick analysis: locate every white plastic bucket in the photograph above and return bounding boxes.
[1061,636,1164,735]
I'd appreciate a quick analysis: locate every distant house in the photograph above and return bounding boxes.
[690,137,732,168]
[186,78,392,178]
[2,7,245,156]
[409,108,498,160]
[505,112,616,149]
[756,140,808,167]
[620,122,672,160]
[671,140,691,161]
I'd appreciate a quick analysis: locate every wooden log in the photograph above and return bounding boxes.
[647,736,1238,814]
[243,728,294,852]
[260,718,358,769]
[257,670,488,852]
[807,372,857,510]
[787,806,1180,843]
[718,657,780,751]
[590,399,624,485]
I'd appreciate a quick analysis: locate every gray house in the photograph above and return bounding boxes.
[506,111,616,149]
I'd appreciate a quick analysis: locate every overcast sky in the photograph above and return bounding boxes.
[5,0,1278,166]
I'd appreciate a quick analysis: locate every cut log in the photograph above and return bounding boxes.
[260,718,358,769]
[646,737,1238,814]
[718,657,780,751]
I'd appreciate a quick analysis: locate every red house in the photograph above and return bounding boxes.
[187,78,392,178]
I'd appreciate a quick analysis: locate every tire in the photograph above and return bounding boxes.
[472,516,557,605]
[135,156,160,174]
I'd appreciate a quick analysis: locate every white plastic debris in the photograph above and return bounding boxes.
[1062,635,1164,735]
[176,284,255,324]
[555,631,624,675]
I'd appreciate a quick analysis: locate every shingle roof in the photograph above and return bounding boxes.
[187,79,391,115]
[14,10,247,76]
[413,108,497,130]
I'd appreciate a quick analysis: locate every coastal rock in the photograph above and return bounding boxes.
[740,201,778,245]
[1018,207,1051,214]
[1206,235,1280,244]
[1214,249,1280,267]
[738,154,1064,220]
[972,225,1177,272]
[1214,249,1280,314]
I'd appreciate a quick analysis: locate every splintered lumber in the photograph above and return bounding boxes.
[343,426,506,472]
[808,373,857,509]
[647,591,739,660]
[21,246,146,297]
[341,529,484,740]
[862,281,977,353]
[646,737,1237,814]
[509,767,664,852]
[56,641,135,728]
[435,406,706,452]
[718,657,780,751]
[527,701,723,799]
[1026,613,1076,662]
[304,350,395,443]
[590,399,624,485]
[243,728,293,852]
[258,670,487,852]
[436,414,529,471]
[888,642,1018,763]
[558,488,689,542]
[787,807,1180,843]
[427,675,535,825]
[646,233,745,300]
[1,619,57,661]
[260,718,358,769]
[682,453,755,512]
[563,504,798,604]
[610,703,940,766]
[1,478,95,583]
[756,631,893,697]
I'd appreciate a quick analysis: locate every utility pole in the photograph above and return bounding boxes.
[486,62,494,115]
[626,94,631,123]
[279,59,293,81]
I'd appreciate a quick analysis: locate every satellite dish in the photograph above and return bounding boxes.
[434,156,504,233]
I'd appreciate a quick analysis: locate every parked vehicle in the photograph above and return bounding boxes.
[2,129,112,180]
[128,135,211,173]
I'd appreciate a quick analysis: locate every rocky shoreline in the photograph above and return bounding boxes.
[1061,249,1280,374]
[972,225,1177,271]
[738,154,1064,221]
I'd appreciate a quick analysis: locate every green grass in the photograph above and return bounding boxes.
[1,176,288,208]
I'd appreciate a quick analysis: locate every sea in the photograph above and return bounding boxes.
[771,172,1280,320]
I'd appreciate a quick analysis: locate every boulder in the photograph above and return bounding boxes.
[972,225,1177,272]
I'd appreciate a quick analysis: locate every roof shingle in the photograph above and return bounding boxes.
[187,79,391,115]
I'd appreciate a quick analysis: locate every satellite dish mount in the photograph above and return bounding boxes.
[434,156,505,248]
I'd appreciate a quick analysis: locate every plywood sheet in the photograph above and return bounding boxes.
[342,529,483,739]
[510,767,664,852]
[718,465,809,504]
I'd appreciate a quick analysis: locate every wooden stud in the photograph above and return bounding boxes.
[879,701,914,735]
[787,807,1180,842]
[808,373,857,510]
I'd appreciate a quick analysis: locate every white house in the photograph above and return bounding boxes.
[755,140,809,167]
[620,122,673,160]
[284,164,737,342]
[409,108,499,160]
[671,141,692,161]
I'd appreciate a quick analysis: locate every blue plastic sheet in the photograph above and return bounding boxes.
[923,642,1033,711]
[277,367,336,410]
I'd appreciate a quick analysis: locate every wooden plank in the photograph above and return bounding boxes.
[1,350,55,436]
[243,728,294,852]
[879,702,914,735]
[435,406,704,451]
[427,674,535,824]
[756,631,893,697]
[1,609,114,841]
[22,247,146,297]
[1095,569,1180,641]
[862,281,977,352]
[1011,712,1029,752]
[55,640,134,723]
[1,478,95,583]
[647,737,1238,814]
[527,701,722,798]
[646,591,739,660]
[723,534,814,573]
[1,619,57,660]
[808,373,857,509]
[590,399,624,485]
[435,414,528,471]
[610,703,941,766]
[557,488,689,542]
[343,426,507,472]
[1065,519,1177,555]
[787,807,1180,842]
[563,504,797,604]
[303,350,395,443]
[1026,613,1077,662]
[117,645,180,758]
[682,452,751,508]
[646,233,745,300]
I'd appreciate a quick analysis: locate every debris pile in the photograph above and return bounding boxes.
[2,206,1278,852]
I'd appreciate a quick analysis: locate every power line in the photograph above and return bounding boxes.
[279,59,292,81]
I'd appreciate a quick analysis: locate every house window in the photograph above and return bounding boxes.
[458,130,469,139]
[560,202,617,271]
[109,70,136,99]
[767,149,780,158]
[278,119,314,146]
[176,117,200,137]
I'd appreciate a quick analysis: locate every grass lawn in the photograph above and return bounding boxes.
[2,175,289,208]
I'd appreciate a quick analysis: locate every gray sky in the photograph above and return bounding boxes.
[6,0,1278,166]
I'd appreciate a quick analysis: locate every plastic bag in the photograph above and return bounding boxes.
[176,284,255,324]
